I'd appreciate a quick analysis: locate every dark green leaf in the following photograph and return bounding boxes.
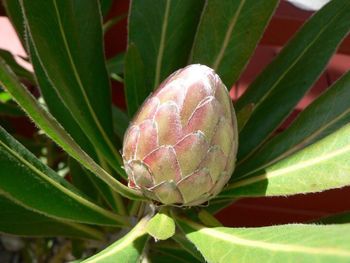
[21,0,124,175]
[314,211,350,224]
[112,106,129,141]
[0,58,143,201]
[27,39,98,160]
[0,101,23,116]
[128,0,205,91]
[236,0,350,161]
[190,0,278,87]
[124,43,147,117]
[0,195,103,239]
[82,217,150,262]
[150,244,201,263]
[69,158,125,214]
[68,158,100,202]
[0,125,127,226]
[107,52,125,77]
[27,39,124,213]
[177,217,350,263]
[236,71,350,179]
[172,233,206,262]
[236,103,254,132]
[0,49,34,84]
[99,0,113,17]
[221,123,350,198]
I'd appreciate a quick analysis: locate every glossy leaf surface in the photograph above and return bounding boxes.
[190,0,278,87]
[236,71,350,179]
[124,43,147,117]
[236,0,350,161]
[21,0,123,174]
[128,0,205,91]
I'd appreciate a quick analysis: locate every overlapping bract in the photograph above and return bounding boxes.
[123,64,238,206]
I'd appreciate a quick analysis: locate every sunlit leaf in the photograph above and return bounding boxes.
[221,123,350,198]
[82,217,150,262]
[177,217,350,263]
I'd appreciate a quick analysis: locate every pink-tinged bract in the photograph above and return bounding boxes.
[122,64,238,206]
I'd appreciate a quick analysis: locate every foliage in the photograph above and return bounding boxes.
[0,0,349,262]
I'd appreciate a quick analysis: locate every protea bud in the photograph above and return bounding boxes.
[123,64,238,206]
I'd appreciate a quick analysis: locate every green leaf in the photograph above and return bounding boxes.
[236,71,350,179]
[0,90,11,103]
[124,43,147,117]
[198,209,222,227]
[128,0,205,91]
[0,58,142,201]
[99,0,113,17]
[112,106,129,141]
[27,40,123,214]
[314,211,350,224]
[172,233,206,262]
[82,217,150,263]
[236,0,350,161]
[21,0,124,175]
[177,217,350,263]
[68,158,100,202]
[190,0,278,87]
[236,103,255,132]
[0,125,127,227]
[27,39,98,158]
[107,52,125,77]
[0,101,23,116]
[69,158,126,214]
[146,210,175,240]
[150,241,202,263]
[0,195,103,240]
[221,123,350,198]
[0,49,34,84]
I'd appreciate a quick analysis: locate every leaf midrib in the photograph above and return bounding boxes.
[153,0,171,89]
[187,220,350,257]
[247,2,348,111]
[239,105,350,179]
[0,138,120,223]
[238,1,349,161]
[212,0,246,71]
[83,217,149,262]
[228,136,350,190]
[52,0,119,161]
